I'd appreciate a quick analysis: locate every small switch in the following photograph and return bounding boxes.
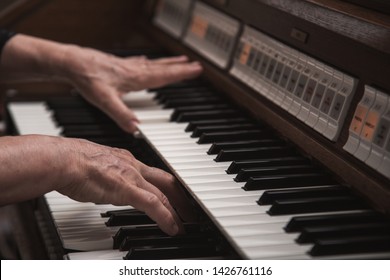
[291,28,309,43]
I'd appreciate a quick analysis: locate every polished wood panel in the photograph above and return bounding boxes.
[1,0,154,49]
[0,0,46,26]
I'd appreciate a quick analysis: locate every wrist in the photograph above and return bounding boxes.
[0,135,75,204]
[54,44,86,81]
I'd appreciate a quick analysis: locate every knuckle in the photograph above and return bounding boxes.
[145,192,171,212]
[146,194,160,206]
[159,193,170,207]
[111,147,123,154]
[132,69,147,84]
[166,172,176,184]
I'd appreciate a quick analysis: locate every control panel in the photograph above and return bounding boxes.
[344,86,390,179]
[152,0,389,181]
[230,26,357,141]
[153,0,193,38]
[183,2,240,69]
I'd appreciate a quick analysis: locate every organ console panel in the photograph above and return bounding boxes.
[1,0,390,259]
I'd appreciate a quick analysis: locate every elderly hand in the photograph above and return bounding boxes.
[1,34,203,133]
[0,135,195,236]
[62,47,203,133]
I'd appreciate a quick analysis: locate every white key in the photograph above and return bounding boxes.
[152,138,199,146]
[178,167,230,177]
[67,250,127,260]
[209,205,264,218]
[8,103,61,136]
[218,215,286,228]
[158,144,210,153]
[202,195,260,209]
[193,189,263,200]
[161,150,208,157]
[166,154,219,164]
[234,233,299,248]
[182,174,236,184]
[63,238,114,252]
[187,181,245,192]
[245,243,312,259]
[146,133,191,141]
[172,161,231,170]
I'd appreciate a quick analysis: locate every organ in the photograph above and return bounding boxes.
[2,0,390,259]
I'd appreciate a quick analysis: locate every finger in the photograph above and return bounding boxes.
[139,62,203,89]
[139,164,197,222]
[110,148,197,223]
[140,178,186,234]
[96,92,140,133]
[129,182,182,236]
[125,55,148,63]
[151,55,189,65]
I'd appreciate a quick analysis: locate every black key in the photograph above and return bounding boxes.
[154,85,211,94]
[226,157,310,174]
[149,79,208,92]
[102,208,140,218]
[61,127,125,138]
[257,185,349,205]
[120,233,214,251]
[124,244,219,260]
[154,86,211,96]
[53,107,106,118]
[46,98,89,109]
[61,124,121,133]
[54,115,113,126]
[105,210,155,227]
[267,195,369,216]
[163,96,223,108]
[199,130,274,145]
[192,123,259,138]
[208,139,284,155]
[185,118,250,132]
[170,104,232,121]
[114,226,164,249]
[285,211,385,232]
[113,223,202,249]
[236,165,319,182]
[297,222,390,244]
[78,137,131,148]
[309,235,390,256]
[156,90,216,103]
[175,109,242,122]
[215,146,295,162]
[244,173,337,191]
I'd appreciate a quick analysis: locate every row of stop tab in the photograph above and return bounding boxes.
[344,86,390,179]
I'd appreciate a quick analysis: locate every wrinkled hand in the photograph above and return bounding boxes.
[65,48,203,133]
[56,137,195,236]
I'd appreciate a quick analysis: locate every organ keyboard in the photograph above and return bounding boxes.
[3,0,390,260]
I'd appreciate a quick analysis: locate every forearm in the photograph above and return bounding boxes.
[0,34,79,82]
[0,135,71,205]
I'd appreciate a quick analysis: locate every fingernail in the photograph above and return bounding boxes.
[170,222,179,236]
[125,120,140,133]
[190,62,202,69]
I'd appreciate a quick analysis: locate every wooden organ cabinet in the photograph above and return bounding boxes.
[1,0,390,259]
